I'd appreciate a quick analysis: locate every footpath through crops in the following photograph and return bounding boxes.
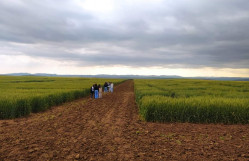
[0,76,124,119]
[134,79,249,124]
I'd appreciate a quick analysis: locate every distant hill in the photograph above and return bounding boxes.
[186,77,249,81]
[4,73,32,76]
[1,73,182,79]
[1,73,249,81]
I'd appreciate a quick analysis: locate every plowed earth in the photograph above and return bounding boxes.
[0,80,249,161]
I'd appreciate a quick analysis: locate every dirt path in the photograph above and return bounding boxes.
[0,80,249,161]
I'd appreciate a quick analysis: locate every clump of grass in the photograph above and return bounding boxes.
[139,96,249,124]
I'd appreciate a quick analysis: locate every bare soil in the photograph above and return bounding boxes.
[0,80,249,161]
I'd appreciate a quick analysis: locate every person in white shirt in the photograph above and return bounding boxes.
[98,84,102,98]
[110,82,114,93]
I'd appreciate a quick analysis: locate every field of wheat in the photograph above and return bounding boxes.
[0,76,124,119]
[134,79,249,124]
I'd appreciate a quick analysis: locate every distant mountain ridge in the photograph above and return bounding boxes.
[1,73,249,81]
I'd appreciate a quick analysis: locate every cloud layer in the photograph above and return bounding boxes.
[1,0,249,71]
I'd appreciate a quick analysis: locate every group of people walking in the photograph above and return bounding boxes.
[90,82,114,99]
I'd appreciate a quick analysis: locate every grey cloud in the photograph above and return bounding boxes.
[0,0,249,69]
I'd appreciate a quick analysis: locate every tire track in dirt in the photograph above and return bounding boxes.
[0,80,249,161]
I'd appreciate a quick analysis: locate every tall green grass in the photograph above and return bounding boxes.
[0,76,125,119]
[135,79,249,124]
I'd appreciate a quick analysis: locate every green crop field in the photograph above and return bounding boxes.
[0,76,125,119]
[134,79,249,124]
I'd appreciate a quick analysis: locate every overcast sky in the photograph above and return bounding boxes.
[0,0,249,77]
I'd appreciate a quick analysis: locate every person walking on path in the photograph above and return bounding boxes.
[98,84,102,98]
[108,82,111,92]
[104,82,108,93]
[110,82,114,93]
[90,84,94,98]
[94,84,99,99]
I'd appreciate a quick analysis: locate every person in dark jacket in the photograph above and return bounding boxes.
[90,84,94,98]
[108,82,111,92]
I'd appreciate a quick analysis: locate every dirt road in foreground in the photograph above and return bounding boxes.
[0,80,249,161]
